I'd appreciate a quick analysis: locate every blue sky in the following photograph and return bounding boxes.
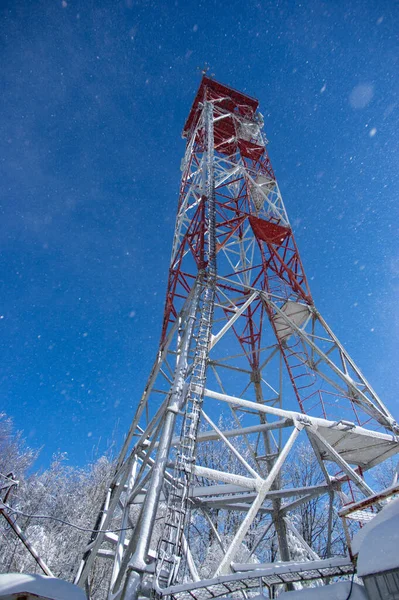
[0,0,398,468]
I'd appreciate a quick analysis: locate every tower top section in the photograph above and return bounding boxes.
[182,76,259,138]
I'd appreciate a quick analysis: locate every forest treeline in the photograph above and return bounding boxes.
[0,413,395,599]
[0,413,114,596]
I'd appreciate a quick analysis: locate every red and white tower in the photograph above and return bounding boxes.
[75,78,399,599]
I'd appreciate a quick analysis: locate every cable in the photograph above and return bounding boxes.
[4,503,165,534]
[3,504,134,534]
[344,570,356,600]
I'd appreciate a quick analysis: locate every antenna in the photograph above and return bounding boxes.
[197,62,215,77]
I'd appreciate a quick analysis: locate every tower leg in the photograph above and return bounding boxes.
[253,371,293,588]
[112,284,201,596]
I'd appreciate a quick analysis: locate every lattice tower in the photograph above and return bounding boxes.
[75,77,399,600]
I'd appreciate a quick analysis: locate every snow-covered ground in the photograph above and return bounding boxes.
[278,581,367,599]
[355,496,399,577]
[0,573,86,600]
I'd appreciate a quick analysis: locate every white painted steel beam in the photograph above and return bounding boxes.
[215,424,303,575]
[210,291,258,349]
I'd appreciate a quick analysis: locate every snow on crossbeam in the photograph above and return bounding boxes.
[202,388,399,469]
[160,557,354,600]
[231,557,352,573]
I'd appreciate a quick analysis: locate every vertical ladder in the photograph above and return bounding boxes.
[156,98,217,590]
[155,278,215,588]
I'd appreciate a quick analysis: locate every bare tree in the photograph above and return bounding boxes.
[283,442,346,559]
[0,414,115,599]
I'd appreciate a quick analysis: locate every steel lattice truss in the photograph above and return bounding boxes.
[75,78,399,600]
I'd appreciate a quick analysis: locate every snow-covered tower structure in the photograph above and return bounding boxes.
[75,77,399,599]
